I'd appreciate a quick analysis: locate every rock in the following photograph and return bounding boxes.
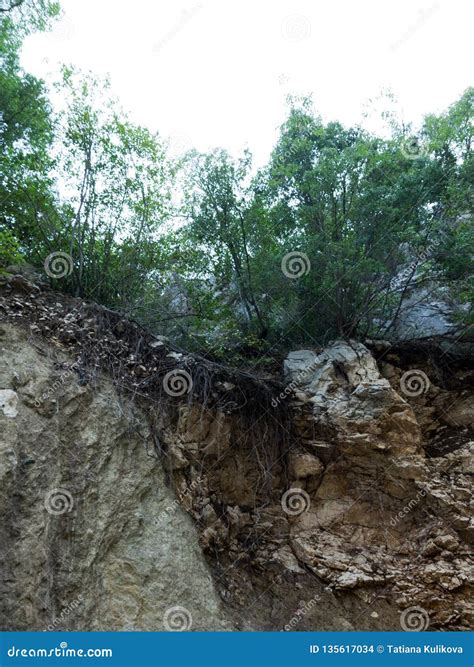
[271,545,305,574]
[1,280,472,633]
[434,534,459,552]
[201,504,218,525]
[289,451,323,479]
[279,340,472,629]
[6,274,40,295]
[440,397,474,428]
[0,325,230,631]
[421,540,441,557]
[0,390,18,418]
[285,340,420,455]
[166,352,183,361]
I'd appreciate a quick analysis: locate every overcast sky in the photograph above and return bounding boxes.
[22,0,473,166]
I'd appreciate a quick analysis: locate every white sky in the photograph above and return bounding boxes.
[22,0,473,166]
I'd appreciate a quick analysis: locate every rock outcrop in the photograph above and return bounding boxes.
[0,324,230,631]
[281,341,473,629]
[0,271,472,632]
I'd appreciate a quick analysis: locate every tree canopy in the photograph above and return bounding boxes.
[1,4,472,360]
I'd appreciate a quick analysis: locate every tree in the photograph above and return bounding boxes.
[181,149,268,342]
[44,67,173,307]
[261,97,438,341]
[0,11,57,267]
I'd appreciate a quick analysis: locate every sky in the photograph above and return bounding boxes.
[21,0,473,167]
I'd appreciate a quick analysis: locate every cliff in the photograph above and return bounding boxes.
[0,270,472,631]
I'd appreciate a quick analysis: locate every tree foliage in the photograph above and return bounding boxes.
[0,8,472,358]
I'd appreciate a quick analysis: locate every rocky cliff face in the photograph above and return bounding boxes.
[0,271,472,632]
[0,324,230,631]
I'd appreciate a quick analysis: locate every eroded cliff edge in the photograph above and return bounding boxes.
[0,271,472,631]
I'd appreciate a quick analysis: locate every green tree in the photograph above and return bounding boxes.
[181,149,268,343]
[0,10,57,265]
[45,67,173,307]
